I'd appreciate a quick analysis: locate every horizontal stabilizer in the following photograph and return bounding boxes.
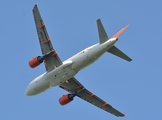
[97,19,109,44]
[107,46,132,62]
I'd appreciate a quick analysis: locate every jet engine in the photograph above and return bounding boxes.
[59,94,75,105]
[29,56,44,68]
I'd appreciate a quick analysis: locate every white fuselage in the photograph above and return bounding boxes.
[25,38,117,96]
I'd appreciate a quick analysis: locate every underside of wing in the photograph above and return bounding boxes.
[32,5,62,71]
[60,77,125,117]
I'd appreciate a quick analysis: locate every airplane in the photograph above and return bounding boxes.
[25,4,132,117]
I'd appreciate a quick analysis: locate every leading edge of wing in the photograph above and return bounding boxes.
[60,77,125,117]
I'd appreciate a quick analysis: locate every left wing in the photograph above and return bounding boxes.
[32,5,62,71]
[60,77,125,117]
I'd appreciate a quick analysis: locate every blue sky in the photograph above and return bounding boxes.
[1,0,162,120]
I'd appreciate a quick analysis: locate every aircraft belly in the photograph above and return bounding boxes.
[50,67,76,87]
[34,80,49,94]
[46,62,77,87]
[71,46,106,71]
[71,56,87,71]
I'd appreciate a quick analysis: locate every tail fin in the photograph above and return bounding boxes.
[108,25,132,62]
[96,19,132,61]
[97,19,109,44]
[112,25,129,38]
[107,46,132,62]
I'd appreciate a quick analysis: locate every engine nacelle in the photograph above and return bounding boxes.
[59,94,75,105]
[29,56,44,68]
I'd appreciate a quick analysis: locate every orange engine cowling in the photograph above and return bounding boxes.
[59,94,75,105]
[29,56,44,68]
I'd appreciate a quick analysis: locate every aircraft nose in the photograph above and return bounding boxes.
[25,85,33,96]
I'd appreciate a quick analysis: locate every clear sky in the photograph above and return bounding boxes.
[1,0,162,120]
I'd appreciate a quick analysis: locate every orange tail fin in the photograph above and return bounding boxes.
[112,25,129,38]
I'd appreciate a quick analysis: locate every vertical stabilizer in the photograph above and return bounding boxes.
[112,25,129,38]
[97,19,109,44]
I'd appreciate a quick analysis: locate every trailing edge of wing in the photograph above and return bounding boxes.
[107,46,132,62]
[97,19,109,44]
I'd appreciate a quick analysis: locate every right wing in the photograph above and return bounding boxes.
[60,77,125,117]
[32,5,62,71]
